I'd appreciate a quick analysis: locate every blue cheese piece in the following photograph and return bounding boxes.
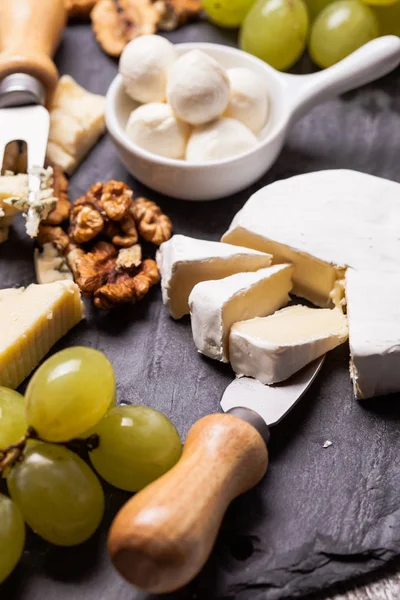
[1,168,56,238]
[34,243,73,284]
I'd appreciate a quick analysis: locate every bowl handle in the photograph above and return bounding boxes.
[281,36,400,124]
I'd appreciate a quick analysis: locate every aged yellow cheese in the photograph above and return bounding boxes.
[47,75,106,175]
[0,281,84,389]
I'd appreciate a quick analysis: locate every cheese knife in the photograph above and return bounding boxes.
[108,356,325,593]
[0,0,66,232]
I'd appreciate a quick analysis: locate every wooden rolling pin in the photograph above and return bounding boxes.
[108,414,268,594]
[0,0,66,101]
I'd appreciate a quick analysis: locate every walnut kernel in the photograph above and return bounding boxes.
[91,0,162,57]
[70,204,104,243]
[94,258,160,309]
[131,196,172,246]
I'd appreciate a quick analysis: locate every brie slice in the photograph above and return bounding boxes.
[157,234,272,319]
[230,305,348,384]
[222,170,400,308]
[189,264,293,363]
[346,268,400,399]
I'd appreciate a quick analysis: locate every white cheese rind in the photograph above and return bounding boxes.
[222,170,400,307]
[230,306,348,384]
[0,281,84,389]
[189,264,293,363]
[346,269,400,400]
[156,234,272,319]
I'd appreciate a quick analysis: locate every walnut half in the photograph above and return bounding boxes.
[91,0,201,57]
[156,0,202,31]
[42,164,71,226]
[91,0,163,57]
[94,258,160,309]
[75,241,118,296]
[131,197,172,246]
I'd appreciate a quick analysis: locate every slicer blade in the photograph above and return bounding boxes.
[221,356,325,427]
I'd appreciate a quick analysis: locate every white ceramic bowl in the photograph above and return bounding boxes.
[106,37,400,201]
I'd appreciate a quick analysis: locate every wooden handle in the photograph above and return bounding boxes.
[108,413,268,594]
[0,0,66,99]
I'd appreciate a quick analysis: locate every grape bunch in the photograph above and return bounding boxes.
[203,0,399,71]
[0,348,182,584]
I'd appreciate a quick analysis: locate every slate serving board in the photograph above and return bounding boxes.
[1,20,400,600]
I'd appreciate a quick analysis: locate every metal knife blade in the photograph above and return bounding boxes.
[221,356,325,428]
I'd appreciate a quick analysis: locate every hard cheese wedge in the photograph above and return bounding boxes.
[157,235,272,319]
[47,75,106,175]
[0,281,84,389]
[189,264,293,363]
[346,269,400,400]
[230,305,348,384]
[222,170,400,308]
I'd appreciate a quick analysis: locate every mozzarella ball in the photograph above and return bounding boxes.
[224,68,269,133]
[125,103,190,160]
[119,35,177,103]
[167,50,230,126]
[186,118,258,162]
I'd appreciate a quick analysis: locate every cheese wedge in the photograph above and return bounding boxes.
[34,243,73,285]
[346,269,400,400]
[230,305,348,384]
[222,170,400,308]
[189,264,293,362]
[0,281,84,389]
[157,235,272,319]
[47,75,106,175]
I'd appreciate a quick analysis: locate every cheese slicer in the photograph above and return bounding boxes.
[108,355,325,593]
[0,0,66,230]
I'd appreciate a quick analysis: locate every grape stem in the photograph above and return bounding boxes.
[0,430,100,475]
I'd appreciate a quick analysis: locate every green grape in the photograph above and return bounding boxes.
[372,2,400,33]
[0,494,25,584]
[306,0,335,20]
[0,388,27,448]
[203,0,255,27]
[90,405,182,492]
[240,0,309,71]
[7,442,104,546]
[25,347,116,442]
[362,0,398,6]
[309,0,379,69]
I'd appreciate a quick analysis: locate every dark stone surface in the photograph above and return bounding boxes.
[1,21,400,600]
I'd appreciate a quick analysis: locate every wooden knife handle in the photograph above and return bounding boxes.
[0,0,66,99]
[108,413,268,594]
